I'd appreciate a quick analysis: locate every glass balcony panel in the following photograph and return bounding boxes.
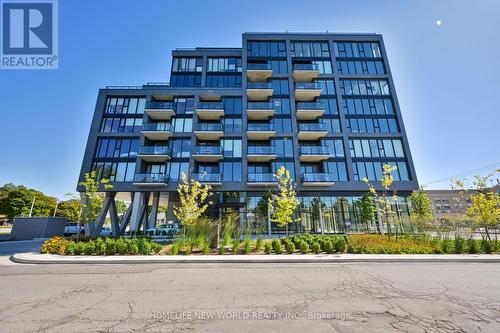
[134,173,168,183]
[247,102,274,110]
[247,63,272,71]
[299,146,330,155]
[142,123,172,131]
[194,123,223,131]
[192,173,222,182]
[248,123,274,131]
[302,173,333,182]
[248,173,275,183]
[295,82,322,90]
[193,146,223,155]
[298,123,328,131]
[248,146,276,155]
[296,102,324,110]
[138,146,170,155]
[293,64,320,71]
[247,82,273,89]
[196,102,224,109]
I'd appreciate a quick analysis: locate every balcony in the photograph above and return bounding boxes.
[192,146,223,162]
[247,63,273,82]
[141,123,173,140]
[247,146,277,162]
[247,82,273,101]
[196,102,224,120]
[247,102,275,120]
[301,173,335,186]
[294,82,322,101]
[292,63,320,82]
[193,123,223,140]
[297,123,328,140]
[296,102,325,120]
[299,146,331,162]
[247,173,276,186]
[133,173,168,187]
[247,123,275,140]
[145,101,175,120]
[192,173,222,186]
[137,146,171,162]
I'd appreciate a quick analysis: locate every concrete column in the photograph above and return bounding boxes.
[130,192,145,231]
[148,192,160,229]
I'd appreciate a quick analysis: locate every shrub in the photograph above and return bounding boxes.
[171,242,180,255]
[140,239,152,255]
[65,241,76,255]
[255,238,263,252]
[128,241,139,255]
[232,241,240,254]
[94,238,106,255]
[324,240,334,254]
[311,242,322,254]
[202,242,211,255]
[285,240,295,254]
[264,242,272,254]
[454,237,464,253]
[83,241,95,255]
[481,239,492,254]
[218,246,225,255]
[441,239,454,254]
[272,239,282,254]
[74,241,85,255]
[335,238,346,253]
[223,231,232,247]
[299,241,309,254]
[40,236,68,254]
[467,239,477,254]
[244,239,252,254]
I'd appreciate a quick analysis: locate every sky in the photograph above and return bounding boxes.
[0,0,499,199]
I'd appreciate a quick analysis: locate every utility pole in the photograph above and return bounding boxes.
[53,201,59,217]
[28,196,35,217]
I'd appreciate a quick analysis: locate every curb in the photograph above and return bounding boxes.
[11,252,500,265]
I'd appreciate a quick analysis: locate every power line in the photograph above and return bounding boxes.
[421,162,500,186]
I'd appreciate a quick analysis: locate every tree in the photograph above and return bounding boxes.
[270,167,300,233]
[0,184,57,221]
[311,197,327,233]
[173,173,213,234]
[363,164,401,235]
[79,171,113,238]
[356,193,377,230]
[453,172,500,241]
[409,188,434,230]
[56,199,81,222]
[115,200,128,215]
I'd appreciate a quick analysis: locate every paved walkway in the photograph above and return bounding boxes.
[0,239,45,256]
[12,252,500,264]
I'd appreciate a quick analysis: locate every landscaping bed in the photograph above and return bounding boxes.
[39,234,499,256]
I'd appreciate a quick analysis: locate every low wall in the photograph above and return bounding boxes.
[11,217,67,240]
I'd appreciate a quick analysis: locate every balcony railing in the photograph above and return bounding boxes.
[138,146,170,155]
[248,123,274,131]
[247,63,272,71]
[194,123,223,131]
[193,146,223,155]
[296,102,324,110]
[293,63,320,71]
[302,173,333,183]
[196,102,224,110]
[299,146,331,155]
[248,173,276,183]
[247,82,273,89]
[295,82,322,90]
[247,102,275,110]
[192,173,222,183]
[298,123,328,131]
[145,101,174,109]
[134,173,168,183]
[248,146,276,155]
[142,123,172,132]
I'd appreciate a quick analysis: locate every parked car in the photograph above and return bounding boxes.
[63,222,84,236]
[145,223,181,236]
[100,227,113,237]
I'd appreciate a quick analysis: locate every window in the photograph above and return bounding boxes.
[205,74,242,87]
[207,58,242,72]
[95,139,139,158]
[322,139,345,157]
[336,60,385,74]
[346,118,399,133]
[335,42,381,58]
[271,79,289,95]
[247,41,286,57]
[312,60,333,74]
[352,161,410,181]
[172,57,203,72]
[167,162,189,181]
[274,138,294,157]
[340,79,390,96]
[274,118,292,133]
[100,117,143,133]
[172,118,193,132]
[221,139,242,158]
[224,97,242,115]
[221,162,242,181]
[318,98,338,115]
[316,79,335,95]
[342,98,394,115]
[291,42,330,57]
[173,97,194,114]
[92,162,136,182]
[320,118,341,133]
[349,139,406,158]
[272,162,295,179]
[105,97,146,114]
[170,74,201,87]
[170,139,191,158]
[224,118,242,133]
[271,98,291,115]
[269,60,288,74]
[324,162,348,181]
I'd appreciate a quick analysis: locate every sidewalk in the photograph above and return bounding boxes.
[11,252,500,264]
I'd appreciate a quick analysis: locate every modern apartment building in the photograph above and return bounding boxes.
[78,32,419,234]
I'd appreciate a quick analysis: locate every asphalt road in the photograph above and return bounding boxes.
[0,260,499,332]
[0,239,44,256]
